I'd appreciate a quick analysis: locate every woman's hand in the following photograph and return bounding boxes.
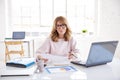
[41,58,48,63]
[36,55,48,63]
[68,53,77,60]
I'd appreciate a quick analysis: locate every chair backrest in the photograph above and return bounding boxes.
[5,41,24,51]
[5,41,23,45]
[5,41,24,61]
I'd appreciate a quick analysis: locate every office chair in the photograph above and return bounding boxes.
[5,41,24,61]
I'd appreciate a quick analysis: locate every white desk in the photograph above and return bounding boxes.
[5,37,35,57]
[0,57,120,80]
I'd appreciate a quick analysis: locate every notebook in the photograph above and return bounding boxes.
[12,32,25,39]
[71,41,119,67]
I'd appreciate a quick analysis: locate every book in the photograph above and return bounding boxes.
[6,58,35,68]
[45,66,77,73]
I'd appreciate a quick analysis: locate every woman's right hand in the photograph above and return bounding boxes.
[42,58,48,63]
[36,55,48,63]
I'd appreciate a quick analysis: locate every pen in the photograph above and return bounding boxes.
[71,54,77,58]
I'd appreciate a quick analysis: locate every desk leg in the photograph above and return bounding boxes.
[32,40,35,57]
[28,40,34,57]
[28,42,30,57]
[26,40,34,57]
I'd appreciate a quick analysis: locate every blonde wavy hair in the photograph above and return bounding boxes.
[50,16,72,42]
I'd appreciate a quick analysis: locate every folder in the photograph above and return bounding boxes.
[6,58,35,68]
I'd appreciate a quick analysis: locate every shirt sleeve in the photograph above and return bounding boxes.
[70,37,79,54]
[36,37,51,54]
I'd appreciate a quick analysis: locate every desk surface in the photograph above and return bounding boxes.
[1,57,120,80]
[5,37,34,41]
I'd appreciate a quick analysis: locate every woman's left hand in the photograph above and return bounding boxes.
[68,53,77,60]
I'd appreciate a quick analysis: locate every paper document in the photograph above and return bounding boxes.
[45,66,77,73]
[40,54,70,66]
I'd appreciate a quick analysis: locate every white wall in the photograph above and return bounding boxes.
[97,0,120,58]
[0,0,6,75]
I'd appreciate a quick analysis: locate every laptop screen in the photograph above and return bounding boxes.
[86,41,118,66]
[12,32,25,39]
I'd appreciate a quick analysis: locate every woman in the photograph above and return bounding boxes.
[36,16,79,60]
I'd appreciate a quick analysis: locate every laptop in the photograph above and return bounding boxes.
[71,41,119,67]
[12,32,25,39]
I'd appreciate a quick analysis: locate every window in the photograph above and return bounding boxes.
[10,0,40,29]
[67,0,95,33]
[7,0,96,35]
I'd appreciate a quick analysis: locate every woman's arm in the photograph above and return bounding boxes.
[35,37,51,62]
[68,37,80,59]
[36,37,51,54]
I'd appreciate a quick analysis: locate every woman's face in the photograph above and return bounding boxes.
[56,21,67,37]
